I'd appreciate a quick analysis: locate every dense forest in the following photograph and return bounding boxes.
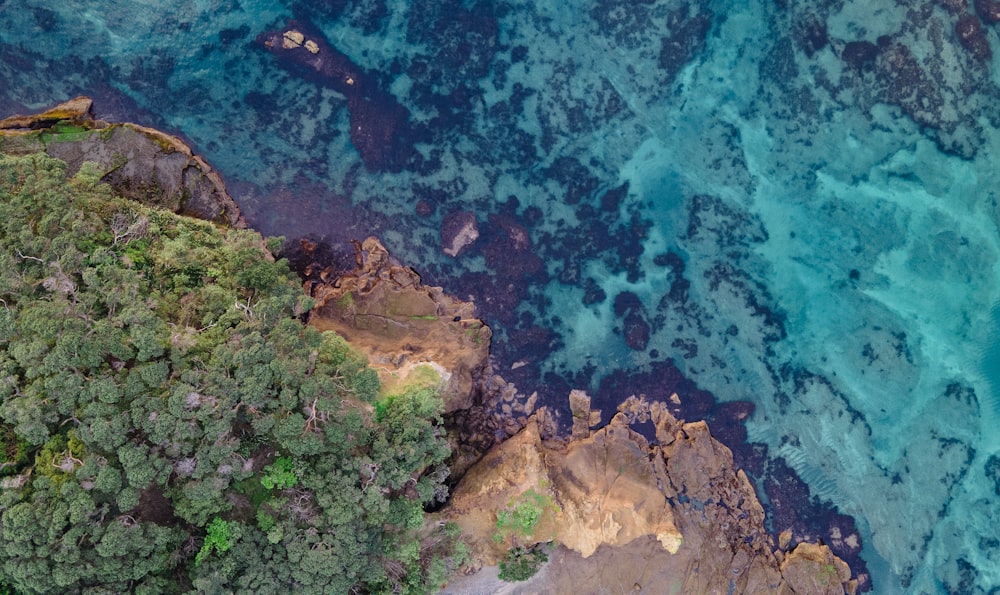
[0,153,465,593]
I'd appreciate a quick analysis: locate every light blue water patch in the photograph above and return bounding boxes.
[983,303,1000,414]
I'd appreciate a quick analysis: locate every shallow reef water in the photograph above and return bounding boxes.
[4,0,1000,591]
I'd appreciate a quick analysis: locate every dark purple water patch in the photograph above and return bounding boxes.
[613,292,652,352]
[659,4,715,86]
[685,194,769,251]
[976,0,1000,22]
[703,260,788,345]
[758,37,799,96]
[231,173,387,247]
[219,25,251,45]
[125,54,176,98]
[481,215,545,279]
[293,0,389,35]
[595,360,715,425]
[611,212,651,284]
[479,83,539,167]
[535,189,652,296]
[453,271,525,328]
[795,14,828,57]
[841,40,880,73]
[347,92,413,172]
[404,0,502,95]
[760,456,870,590]
[600,182,629,213]
[985,454,1000,495]
[258,19,414,172]
[876,42,943,128]
[654,251,691,304]
[545,156,599,206]
[29,6,58,32]
[508,324,561,356]
[581,277,607,306]
[589,0,658,49]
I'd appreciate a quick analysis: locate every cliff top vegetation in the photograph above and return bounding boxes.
[0,153,463,593]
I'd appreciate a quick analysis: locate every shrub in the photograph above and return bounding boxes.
[498,546,548,582]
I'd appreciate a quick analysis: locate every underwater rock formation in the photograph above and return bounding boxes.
[258,21,413,172]
[440,210,480,258]
[955,14,991,61]
[0,97,244,227]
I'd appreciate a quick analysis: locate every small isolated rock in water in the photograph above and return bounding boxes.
[841,40,879,72]
[282,30,304,49]
[441,211,479,257]
[956,14,992,61]
[304,39,319,54]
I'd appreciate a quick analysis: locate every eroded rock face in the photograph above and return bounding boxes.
[307,237,491,413]
[781,542,855,595]
[442,407,684,563]
[550,416,683,557]
[441,393,858,594]
[0,97,244,227]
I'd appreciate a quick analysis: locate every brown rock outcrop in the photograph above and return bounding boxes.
[444,408,683,564]
[0,97,244,227]
[0,96,94,130]
[780,541,855,595]
[440,394,857,594]
[307,237,491,413]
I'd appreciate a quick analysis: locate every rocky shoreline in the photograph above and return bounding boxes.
[0,99,859,593]
[440,393,857,594]
[0,97,244,228]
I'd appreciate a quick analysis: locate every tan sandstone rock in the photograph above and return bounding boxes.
[308,237,491,413]
[440,394,858,594]
[282,30,304,49]
[780,542,856,595]
[0,96,93,130]
[547,413,683,557]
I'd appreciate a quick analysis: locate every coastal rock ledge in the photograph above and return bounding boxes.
[0,97,244,228]
[306,236,492,414]
[439,393,857,595]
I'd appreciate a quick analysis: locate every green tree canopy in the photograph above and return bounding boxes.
[0,154,463,593]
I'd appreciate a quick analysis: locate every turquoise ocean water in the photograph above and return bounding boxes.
[3,0,1000,591]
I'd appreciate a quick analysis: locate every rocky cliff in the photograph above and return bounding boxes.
[0,97,244,227]
[440,393,857,595]
[304,235,492,415]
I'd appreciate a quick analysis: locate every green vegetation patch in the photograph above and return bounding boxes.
[494,489,556,543]
[498,545,548,582]
[38,122,94,144]
[0,153,463,594]
[379,362,444,398]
